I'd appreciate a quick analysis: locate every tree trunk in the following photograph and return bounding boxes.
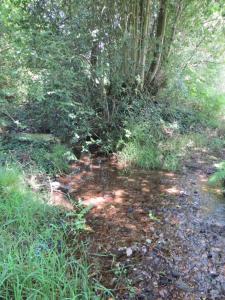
[145,0,167,87]
[139,0,152,88]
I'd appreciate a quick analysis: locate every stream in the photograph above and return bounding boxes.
[56,150,225,299]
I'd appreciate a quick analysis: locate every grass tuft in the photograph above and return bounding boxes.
[209,161,225,188]
[0,165,108,299]
[118,120,211,172]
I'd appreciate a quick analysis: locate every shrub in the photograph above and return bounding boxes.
[118,107,210,172]
[0,136,76,175]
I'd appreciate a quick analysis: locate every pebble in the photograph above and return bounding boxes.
[146,239,152,244]
[208,253,213,259]
[159,276,172,286]
[171,270,180,279]
[210,271,219,279]
[180,191,190,197]
[127,207,134,213]
[126,247,133,257]
[51,181,71,193]
[175,280,192,292]
[51,181,61,190]
[141,246,148,255]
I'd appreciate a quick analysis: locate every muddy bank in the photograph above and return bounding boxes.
[58,151,225,299]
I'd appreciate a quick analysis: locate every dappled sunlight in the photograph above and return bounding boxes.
[81,196,108,208]
[200,176,224,196]
[50,191,74,211]
[202,186,223,196]
[198,174,208,183]
[197,159,208,165]
[57,156,193,248]
[164,172,176,178]
[142,187,150,193]
[200,148,208,153]
[55,151,225,299]
[80,188,127,208]
[164,186,181,195]
[195,172,224,198]
[66,156,169,209]
[1,0,225,297]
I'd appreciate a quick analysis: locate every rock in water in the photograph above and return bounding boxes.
[126,247,133,257]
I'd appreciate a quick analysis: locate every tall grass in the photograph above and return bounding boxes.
[118,118,210,172]
[209,161,225,188]
[117,72,225,172]
[0,166,106,299]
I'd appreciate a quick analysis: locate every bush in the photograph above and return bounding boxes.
[117,98,212,171]
[0,136,76,175]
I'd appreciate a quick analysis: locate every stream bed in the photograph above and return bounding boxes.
[58,151,225,299]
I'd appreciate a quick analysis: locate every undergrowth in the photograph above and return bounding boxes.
[0,136,76,175]
[209,161,225,190]
[0,165,109,299]
[118,124,209,171]
[117,92,225,171]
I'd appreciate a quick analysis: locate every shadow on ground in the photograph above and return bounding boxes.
[58,152,225,299]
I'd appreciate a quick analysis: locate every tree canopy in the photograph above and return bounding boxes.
[0,0,224,145]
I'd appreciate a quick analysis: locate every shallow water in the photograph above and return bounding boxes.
[60,152,225,299]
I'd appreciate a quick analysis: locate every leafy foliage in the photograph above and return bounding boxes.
[0,1,225,297]
[0,136,76,174]
[1,0,224,149]
[117,88,225,171]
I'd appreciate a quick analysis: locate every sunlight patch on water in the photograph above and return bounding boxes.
[164,186,181,195]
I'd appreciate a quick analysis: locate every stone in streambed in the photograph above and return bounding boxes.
[51,181,70,193]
